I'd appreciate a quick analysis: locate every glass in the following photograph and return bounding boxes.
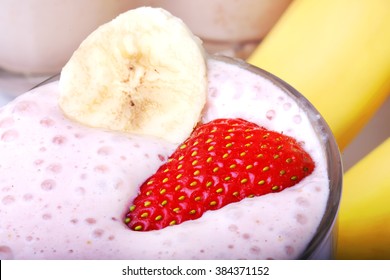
[31,55,342,259]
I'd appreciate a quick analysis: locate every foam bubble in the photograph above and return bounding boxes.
[1,129,19,142]
[293,115,302,124]
[40,117,55,127]
[285,245,295,256]
[296,197,310,207]
[228,224,238,232]
[41,179,56,191]
[94,165,109,174]
[12,100,39,115]
[2,195,15,205]
[52,135,67,145]
[42,213,52,220]
[92,229,104,238]
[250,246,261,255]
[34,159,45,166]
[23,193,34,201]
[108,235,115,241]
[46,163,62,173]
[266,110,276,120]
[242,233,251,240]
[97,146,112,156]
[74,132,84,139]
[0,245,14,259]
[85,218,97,225]
[295,213,308,225]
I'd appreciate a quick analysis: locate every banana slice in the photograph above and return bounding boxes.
[59,7,207,144]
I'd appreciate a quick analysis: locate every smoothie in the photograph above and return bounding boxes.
[0,55,333,259]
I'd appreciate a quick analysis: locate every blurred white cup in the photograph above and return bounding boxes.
[0,0,292,75]
[0,0,138,75]
[149,0,293,58]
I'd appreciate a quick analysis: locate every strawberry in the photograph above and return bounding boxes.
[124,118,315,231]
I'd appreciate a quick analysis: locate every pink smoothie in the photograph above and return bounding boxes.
[0,56,329,259]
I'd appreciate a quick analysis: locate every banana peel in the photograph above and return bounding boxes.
[247,0,390,151]
[337,138,390,259]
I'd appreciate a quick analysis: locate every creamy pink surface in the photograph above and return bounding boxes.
[0,58,329,259]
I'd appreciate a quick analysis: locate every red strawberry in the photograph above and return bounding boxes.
[124,118,315,231]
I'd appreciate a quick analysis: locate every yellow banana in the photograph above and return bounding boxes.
[248,0,390,151]
[336,138,390,259]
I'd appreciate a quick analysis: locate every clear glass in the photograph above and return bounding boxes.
[30,55,342,260]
